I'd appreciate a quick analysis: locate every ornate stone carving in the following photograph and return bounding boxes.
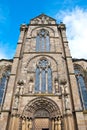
[60,78,67,94]
[15,85,20,95]
[65,96,70,111]
[16,79,25,95]
[17,79,24,86]
[60,78,67,85]
[28,77,34,93]
[31,14,55,24]
[13,95,19,109]
[54,77,59,93]
[34,110,49,118]
[22,97,61,118]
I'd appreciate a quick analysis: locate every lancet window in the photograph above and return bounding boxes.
[0,69,10,105]
[35,59,52,93]
[36,29,50,52]
[75,69,87,109]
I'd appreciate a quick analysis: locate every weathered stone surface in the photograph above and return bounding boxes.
[0,14,87,130]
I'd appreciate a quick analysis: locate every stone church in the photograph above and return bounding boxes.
[0,14,87,130]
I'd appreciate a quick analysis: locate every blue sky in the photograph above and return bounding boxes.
[0,0,87,59]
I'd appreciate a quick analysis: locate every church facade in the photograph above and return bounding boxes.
[0,14,87,130]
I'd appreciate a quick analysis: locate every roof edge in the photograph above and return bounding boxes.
[0,59,13,62]
[72,58,87,62]
[30,13,56,21]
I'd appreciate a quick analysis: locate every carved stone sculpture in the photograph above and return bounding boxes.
[14,95,19,109]
[54,78,59,93]
[28,77,34,93]
[16,79,25,95]
[65,96,70,110]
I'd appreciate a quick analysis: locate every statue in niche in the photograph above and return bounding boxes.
[28,77,34,93]
[65,96,70,110]
[16,79,25,95]
[15,85,20,95]
[64,85,69,95]
[54,77,59,93]
[14,95,19,109]
[60,78,67,94]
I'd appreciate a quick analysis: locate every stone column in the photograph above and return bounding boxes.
[55,118,58,130]
[15,116,20,130]
[52,118,54,130]
[22,118,26,130]
[11,116,16,130]
[58,118,62,130]
[26,118,29,130]
[29,119,32,130]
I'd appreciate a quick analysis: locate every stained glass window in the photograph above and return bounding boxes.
[75,69,87,109]
[35,59,52,93]
[36,35,40,52]
[36,29,50,52]
[35,67,40,92]
[46,35,50,51]
[41,69,46,92]
[48,67,52,93]
[0,70,10,105]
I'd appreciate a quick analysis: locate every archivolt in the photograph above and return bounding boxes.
[30,26,55,37]
[22,97,61,118]
[25,55,58,68]
[74,63,84,75]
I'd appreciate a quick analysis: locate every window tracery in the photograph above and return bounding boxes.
[74,68,87,109]
[35,59,52,93]
[36,29,50,52]
[0,69,10,105]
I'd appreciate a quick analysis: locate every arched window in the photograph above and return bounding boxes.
[74,69,87,109]
[0,69,10,105]
[36,29,50,52]
[35,59,52,93]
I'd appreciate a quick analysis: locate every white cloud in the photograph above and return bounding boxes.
[0,53,7,59]
[56,7,87,59]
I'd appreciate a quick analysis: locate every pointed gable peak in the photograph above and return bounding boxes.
[30,13,56,24]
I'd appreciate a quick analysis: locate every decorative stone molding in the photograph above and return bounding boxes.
[30,14,56,24]
[60,78,67,85]
[20,24,28,31]
[17,79,25,86]
[16,79,26,95]
[28,77,34,93]
[54,77,59,93]
[22,97,61,118]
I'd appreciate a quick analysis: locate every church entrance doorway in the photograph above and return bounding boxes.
[34,118,49,130]
[22,97,62,130]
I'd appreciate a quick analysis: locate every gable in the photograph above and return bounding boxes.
[30,14,56,24]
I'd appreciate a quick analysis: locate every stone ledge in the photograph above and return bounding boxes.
[1,109,11,113]
[19,93,61,97]
[83,110,87,114]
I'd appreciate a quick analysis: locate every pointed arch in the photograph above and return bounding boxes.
[74,64,87,109]
[0,66,11,105]
[22,97,61,118]
[36,29,50,52]
[35,58,52,93]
